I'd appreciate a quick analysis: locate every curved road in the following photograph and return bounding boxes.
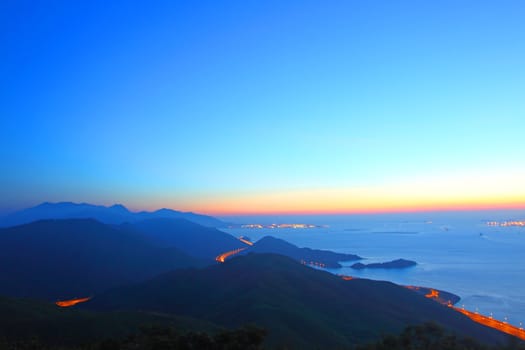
[215,247,247,263]
[56,296,91,307]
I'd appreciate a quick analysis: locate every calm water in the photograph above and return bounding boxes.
[222,211,525,327]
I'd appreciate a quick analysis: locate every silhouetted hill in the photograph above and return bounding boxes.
[90,253,506,348]
[0,202,228,228]
[249,236,361,267]
[0,219,205,300]
[128,218,245,261]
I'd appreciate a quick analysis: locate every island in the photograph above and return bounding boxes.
[351,258,417,269]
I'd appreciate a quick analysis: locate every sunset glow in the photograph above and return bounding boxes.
[2,1,525,216]
[166,186,525,216]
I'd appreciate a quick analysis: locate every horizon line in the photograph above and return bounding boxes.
[3,201,524,217]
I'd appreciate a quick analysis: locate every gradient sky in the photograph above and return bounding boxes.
[1,0,525,215]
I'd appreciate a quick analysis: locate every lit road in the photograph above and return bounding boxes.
[453,306,525,341]
[406,286,525,340]
[340,279,525,341]
[56,296,91,307]
[215,247,247,263]
[238,236,254,246]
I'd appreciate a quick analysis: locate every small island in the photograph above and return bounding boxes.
[351,258,417,269]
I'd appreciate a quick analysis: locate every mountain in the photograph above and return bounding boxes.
[248,235,361,267]
[89,253,506,349]
[0,219,205,300]
[128,218,245,261]
[0,202,228,228]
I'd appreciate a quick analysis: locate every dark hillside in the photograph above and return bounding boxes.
[0,219,204,300]
[129,218,245,260]
[90,253,506,348]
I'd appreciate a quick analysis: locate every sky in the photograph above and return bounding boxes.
[1,0,525,215]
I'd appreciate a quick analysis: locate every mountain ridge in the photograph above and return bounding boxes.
[0,202,228,228]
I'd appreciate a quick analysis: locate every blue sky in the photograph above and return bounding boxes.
[1,0,525,214]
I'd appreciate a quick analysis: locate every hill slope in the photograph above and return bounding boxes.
[128,218,245,261]
[0,219,205,300]
[0,202,227,228]
[90,253,506,348]
[249,235,361,267]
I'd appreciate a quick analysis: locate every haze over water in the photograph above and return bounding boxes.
[223,210,525,327]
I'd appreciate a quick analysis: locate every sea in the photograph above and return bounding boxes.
[221,210,525,328]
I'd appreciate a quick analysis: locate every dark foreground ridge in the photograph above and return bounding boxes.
[88,253,507,349]
[0,294,221,347]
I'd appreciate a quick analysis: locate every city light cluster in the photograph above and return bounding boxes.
[239,223,320,229]
[486,220,525,227]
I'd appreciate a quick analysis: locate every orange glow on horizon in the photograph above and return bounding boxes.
[126,197,525,216]
[135,198,525,217]
[125,172,525,216]
[192,198,525,217]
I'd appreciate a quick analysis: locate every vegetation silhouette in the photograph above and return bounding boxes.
[358,322,525,350]
[0,325,267,350]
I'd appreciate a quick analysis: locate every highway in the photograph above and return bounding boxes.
[453,306,525,341]
[56,242,251,308]
[55,296,91,307]
[238,236,254,246]
[215,247,247,263]
[408,286,525,340]
[343,278,525,341]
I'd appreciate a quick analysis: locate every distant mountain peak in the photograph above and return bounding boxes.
[110,203,126,208]
[108,204,130,213]
[0,202,228,228]
[154,208,181,214]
